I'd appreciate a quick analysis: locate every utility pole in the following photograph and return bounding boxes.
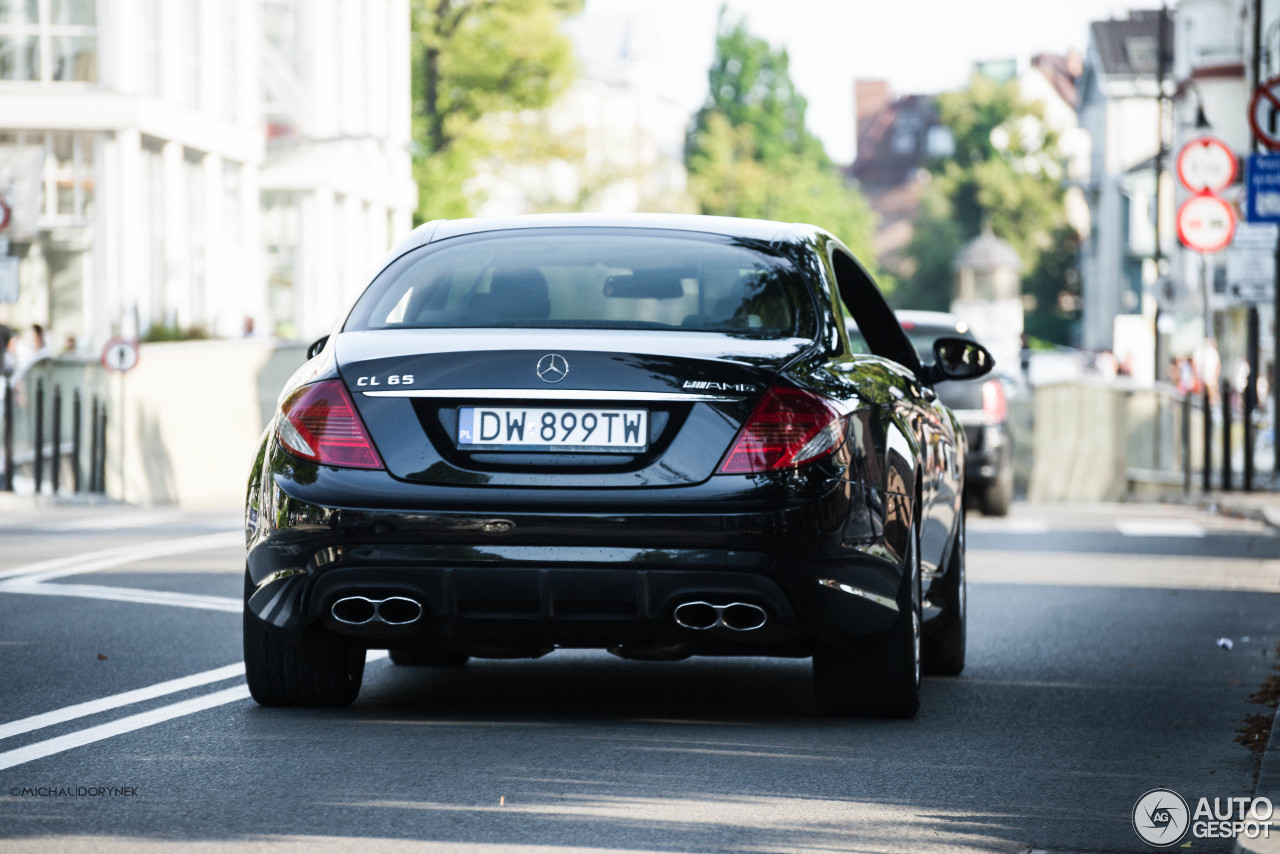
[1254,0,1280,483]
[1154,4,1169,384]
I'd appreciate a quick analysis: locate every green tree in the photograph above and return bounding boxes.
[685,16,880,272]
[898,74,1081,344]
[411,0,582,222]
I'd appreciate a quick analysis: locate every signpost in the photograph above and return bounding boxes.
[99,337,138,502]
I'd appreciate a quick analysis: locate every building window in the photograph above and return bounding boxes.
[0,0,97,83]
[137,0,159,94]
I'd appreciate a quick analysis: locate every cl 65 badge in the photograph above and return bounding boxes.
[355,374,414,387]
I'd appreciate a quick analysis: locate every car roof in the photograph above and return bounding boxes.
[388,213,817,259]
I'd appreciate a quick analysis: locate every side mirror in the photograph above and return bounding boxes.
[306,335,329,360]
[924,336,994,383]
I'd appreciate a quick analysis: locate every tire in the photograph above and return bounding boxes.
[813,518,922,719]
[980,466,1012,517]
[243,575,365,707]
[389,647,469,667]
[923,509,966,676]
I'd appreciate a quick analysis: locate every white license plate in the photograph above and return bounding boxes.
[458,406,648,451]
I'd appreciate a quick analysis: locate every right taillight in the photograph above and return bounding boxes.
[982,378,1008,424]
[277,380,384,470]
[717,387,847,474]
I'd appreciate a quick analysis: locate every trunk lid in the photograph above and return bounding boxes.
[336,329,813,488]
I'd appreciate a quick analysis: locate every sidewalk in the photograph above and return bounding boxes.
[1164,487,1280,854]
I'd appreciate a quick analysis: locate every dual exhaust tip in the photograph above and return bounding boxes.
[673,601,767,632]
[331,595,423,626]
[331,595,766,632]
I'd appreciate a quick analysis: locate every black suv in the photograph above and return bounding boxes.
[848,310,1013,516]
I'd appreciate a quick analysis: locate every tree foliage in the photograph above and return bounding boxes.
[685,16,879,272]
[897,74,1081,344]
[411,0,582,222]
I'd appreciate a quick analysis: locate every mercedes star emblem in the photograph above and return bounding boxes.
[536,353,569,383]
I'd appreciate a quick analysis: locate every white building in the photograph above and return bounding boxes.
[1077,9,1171,352]
[0,0,416,348]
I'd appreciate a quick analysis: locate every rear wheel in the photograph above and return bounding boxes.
[980,466,1012,517]
[243,574,365,707]
[923,509,966,676]
[813,519,922,719]
[389,647,469,667]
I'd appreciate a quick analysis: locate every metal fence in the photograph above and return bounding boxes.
[2,356,110,496]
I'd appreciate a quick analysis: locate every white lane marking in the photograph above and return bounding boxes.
[1115,520,1206,538]
[0,652,389,770]
[0,532,240,582]
[38,511,185,532]
[0,685,252,771]
[966,519,1051,534]
[0,580,240,612]
[0,663,245,742]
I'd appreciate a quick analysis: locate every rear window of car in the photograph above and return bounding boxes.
[344,229,816,339]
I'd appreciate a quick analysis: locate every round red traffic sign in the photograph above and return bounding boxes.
[1176,194,1237,254]
[0,196,10,233]
[1175,137,1237,193]
[101,336,139,373]
[1250,77,1280,150]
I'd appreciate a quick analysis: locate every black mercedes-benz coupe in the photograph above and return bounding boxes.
[243,213,992,718]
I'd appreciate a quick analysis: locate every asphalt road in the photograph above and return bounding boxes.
[0,500,1277,854]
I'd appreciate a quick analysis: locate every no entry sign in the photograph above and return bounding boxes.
[1177,194,1237,254]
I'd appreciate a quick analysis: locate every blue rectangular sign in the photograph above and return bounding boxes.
[1246,153,1280,222]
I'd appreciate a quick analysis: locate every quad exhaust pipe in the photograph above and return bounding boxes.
[673,601,768,632]
[331,595,423,626]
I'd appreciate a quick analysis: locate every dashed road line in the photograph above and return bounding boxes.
[1114,520,1206,538]
[0,652,388,770]
[0,581,241,612]
[0,663,245,741]
[0,685,253,771]
[0,532,240,583]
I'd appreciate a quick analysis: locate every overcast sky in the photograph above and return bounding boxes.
[574,0,1139,164]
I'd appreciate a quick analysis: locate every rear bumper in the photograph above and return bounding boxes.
[245,448,914,656]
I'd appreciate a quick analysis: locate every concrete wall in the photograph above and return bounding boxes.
[9,339,306,508]
[108,339,307,508]
[1027,380,1190,502]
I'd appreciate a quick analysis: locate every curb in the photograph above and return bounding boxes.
[1233,701,1280,854]
[1146,491,1280,534]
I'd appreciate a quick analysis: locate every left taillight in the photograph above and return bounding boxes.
[277,380,384,470]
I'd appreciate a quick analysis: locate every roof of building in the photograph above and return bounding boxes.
[1089,10,1163,77]
[1031,52,1083,108]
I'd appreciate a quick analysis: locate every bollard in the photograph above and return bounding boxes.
[51,385,61,495]
[89,397,100,493]
[34,379,44,495]
[1182,395,1191,495]
[1202,386,1212,493]
[97,404,107,495]
[2,376,11,492]
[1221,378,1232,492]
[72,389,82,493]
